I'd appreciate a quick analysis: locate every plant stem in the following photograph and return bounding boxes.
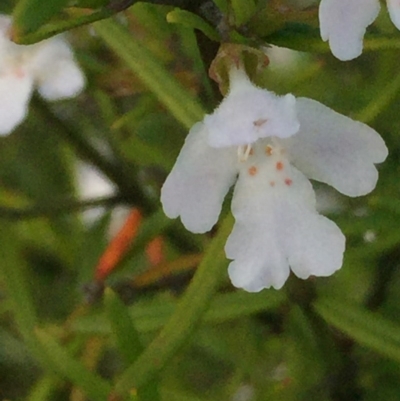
[0,195,123,220]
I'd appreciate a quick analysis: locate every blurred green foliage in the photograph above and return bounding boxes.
[1,0,400,400]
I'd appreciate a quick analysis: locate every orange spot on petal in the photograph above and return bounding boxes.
[270,181,275,187]
[276,161,284,171]
[248,166,257,176]
[285,178,293,186]
[14,67,25,79]
[265,146,273,156]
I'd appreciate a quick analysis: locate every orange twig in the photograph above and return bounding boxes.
[94,209,142,282]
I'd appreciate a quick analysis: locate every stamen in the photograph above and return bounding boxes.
[265,145,273,156]
[237,144,253,162]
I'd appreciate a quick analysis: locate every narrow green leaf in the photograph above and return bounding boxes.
[167,9,220,42]
[105,291,161,400]
[71,0,109,7]
[204,290,284,322]
[13,8,114,44]
[355,70,400,123]
[27,376,59,401]
[212,0,228,13]
[104,288,160,401]
[12,0,69,38]
[72,289,285,335]
[35,329,112,401]
[231,0,256,26]
[94,18,205,129]
[105,288,143,365]
[0,225,37,339]
[110,214,234,398]
[315,297,400,363]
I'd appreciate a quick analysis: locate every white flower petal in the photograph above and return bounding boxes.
[286,212,345,281]
[319,0,380,60]
[0,71,33,135]
[30,36,85,100]
[161,122,238,233]
[37,59,85,100]
[283,98,387,197]
[387,0,400,30]
[206,68,299,148]
[227,231,290,291]
[0,16,25,73]
[0,15,11,53]
[226,159,345,292]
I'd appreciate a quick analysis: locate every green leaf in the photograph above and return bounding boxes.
[73,289,285,335]
[35,329,112,401]
[0,225,37,340]
[315,297,400,363]
[76,212,111,284]
[94,18,205,129]
[212,0,228,13]
[355,70,400,123]
[110,214,234,399]
[167,9,220,42]
[104,288,143,365]
[27,376,59,401]
[105,290,162,401]
[12,0,69,38]
[13,8,115,44]
[231,0,256,26]
[69,0,109,7]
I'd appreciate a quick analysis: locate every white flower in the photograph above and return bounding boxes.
[0,15,85,135]
[161,68,388,291]
[319,0,400,61]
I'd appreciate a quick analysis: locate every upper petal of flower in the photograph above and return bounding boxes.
[30,37,85,100]
[0,15,11,54]
[161,122,238,233]
[387,0,400,30]
[0,15,25,73]
[282,98,388,197]
[319,0,380,60]
[0,70,33,135]
[226,149,345,292]
[206,68,299,148]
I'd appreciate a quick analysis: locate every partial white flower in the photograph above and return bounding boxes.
[205,68,299,148]
[319,0,400,61]
[0,15,85,135]
[161,68,387,291]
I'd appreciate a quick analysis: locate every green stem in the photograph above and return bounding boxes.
[355,70,400,123]
[33,98,154,214]
[15,8,115,44]
[14,0,213,45]
[0,195,122,220]
[264,33,400,55]
[110,214,233,399]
